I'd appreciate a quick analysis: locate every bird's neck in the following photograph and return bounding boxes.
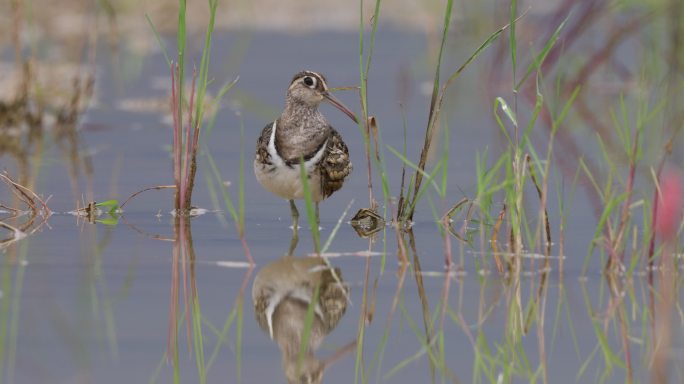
[276,100,329,161]
[281,99,325,127]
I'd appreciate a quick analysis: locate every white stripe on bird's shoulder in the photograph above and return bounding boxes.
[267,120,328,170]
[258,120,327,201]
[267,120,286,167]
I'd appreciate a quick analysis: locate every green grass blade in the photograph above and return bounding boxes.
[297,284,320,374]
[206,150,240,224]
[444,17,519,88]
[235,299,244,382]
[387,145,441,194]
[299,161,320,253]
[321,199,354,253]
[515,16,569,90]
[510,0,517,84]
[238,117,246,231]
[145,14,172,67]
[193,0,219,127]
[191,294,206,384]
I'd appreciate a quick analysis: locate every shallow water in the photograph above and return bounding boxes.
[1,17,683,384]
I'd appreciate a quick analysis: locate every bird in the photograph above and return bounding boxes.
[254,71,357,233]
[252,256,349,384]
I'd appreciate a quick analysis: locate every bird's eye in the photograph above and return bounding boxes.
[303,76,316,87]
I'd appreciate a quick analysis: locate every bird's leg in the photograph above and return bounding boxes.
[288,228,299,256]
[288,200,299,256]
[315,202,320,228]
[290,199,300,226]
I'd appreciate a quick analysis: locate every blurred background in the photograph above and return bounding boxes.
[1,0,683,383]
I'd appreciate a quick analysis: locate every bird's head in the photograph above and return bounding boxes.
[287,71,358,124]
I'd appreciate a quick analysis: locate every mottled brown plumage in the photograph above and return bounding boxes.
[254,71,356,225]
[320,129,351,198]
[252,256,349,336]
[252,256,349,384]
[255,122,350,200]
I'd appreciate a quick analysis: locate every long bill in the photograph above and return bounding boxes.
[323,92,359,124]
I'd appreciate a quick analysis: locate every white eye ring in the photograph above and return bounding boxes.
[303,76,316,88]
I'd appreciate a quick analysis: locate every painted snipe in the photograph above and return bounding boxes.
[252,256,349,383]
[254,71,357,232]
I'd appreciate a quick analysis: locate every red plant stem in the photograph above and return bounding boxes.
[186,80,202,210]
[442,214,452,268]
[540,1,605,75]
[167,219,180,361]
[570,14,651,91]
[439,266,451,330]
[616,130,640,263]
[647,161,666,266]
[603,237,620,271]
[180,216,191,351]
[355,252,372,362]
[180,70,197,213]
[237,267,254,298]
[619,308,633,382]
[519,7,650,229]
[180,142,189,212]
[366,119,373,206]
[171,64,182,211]
[394,221,409,264]
[386,266,408,324]
[240,233,254,265]
[648,266,656,348]
[535,273,549,384]
[652,243,675,384]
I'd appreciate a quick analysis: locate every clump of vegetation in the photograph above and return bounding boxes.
[351,0,683,278]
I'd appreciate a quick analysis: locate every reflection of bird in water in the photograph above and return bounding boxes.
[252,256,349,384]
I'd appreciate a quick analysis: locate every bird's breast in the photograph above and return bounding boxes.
[254,159,324,201]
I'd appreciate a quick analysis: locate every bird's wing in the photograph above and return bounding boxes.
[255,121,275,166]
[319,127,352,198]
[319,266,349,332]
